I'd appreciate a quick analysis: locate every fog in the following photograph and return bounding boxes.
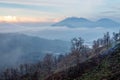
[0,22,118,42]
[0,22,119,71]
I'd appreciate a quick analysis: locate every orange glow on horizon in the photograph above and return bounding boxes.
[0,16,17,22]
[0,16,63,23]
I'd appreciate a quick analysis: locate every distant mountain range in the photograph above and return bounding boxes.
[0,33,70,68]
[52,17,120,28]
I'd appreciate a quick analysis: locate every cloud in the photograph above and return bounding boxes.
[0,0,119,22]
[0,22,117,41]
[0,0,105,19]
[0,2,59,12]
[101,11,117,14]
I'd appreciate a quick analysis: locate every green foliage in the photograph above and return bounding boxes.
[78,59,111,80]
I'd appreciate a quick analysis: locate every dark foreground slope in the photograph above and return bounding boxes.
[45,43,120,80]
[78,43,120,80]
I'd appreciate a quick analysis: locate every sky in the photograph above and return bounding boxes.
[0,0,120,22]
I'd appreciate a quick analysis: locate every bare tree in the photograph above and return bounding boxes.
[113,31,120,43]
[103,32,111,47]
[71,37,84,65]
[43,53,54,74]
[92,40,100,54]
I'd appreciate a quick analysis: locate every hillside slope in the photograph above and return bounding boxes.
[0,33,70,69]
[45,43,120,80]
[78,43,120,80]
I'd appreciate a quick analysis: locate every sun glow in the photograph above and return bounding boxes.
[0,16,62,23]
[4,16,16,20]
[0,16,17,22]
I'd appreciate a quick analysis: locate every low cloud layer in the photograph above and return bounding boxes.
[0,22,118,41]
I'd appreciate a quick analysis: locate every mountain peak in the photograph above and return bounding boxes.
[52,17,120,28]
[52,17,92,27]
[96,18,120,27]
[97,18,114,22]
[64,17,89,22]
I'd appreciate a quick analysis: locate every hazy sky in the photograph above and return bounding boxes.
[0,0,120,22]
